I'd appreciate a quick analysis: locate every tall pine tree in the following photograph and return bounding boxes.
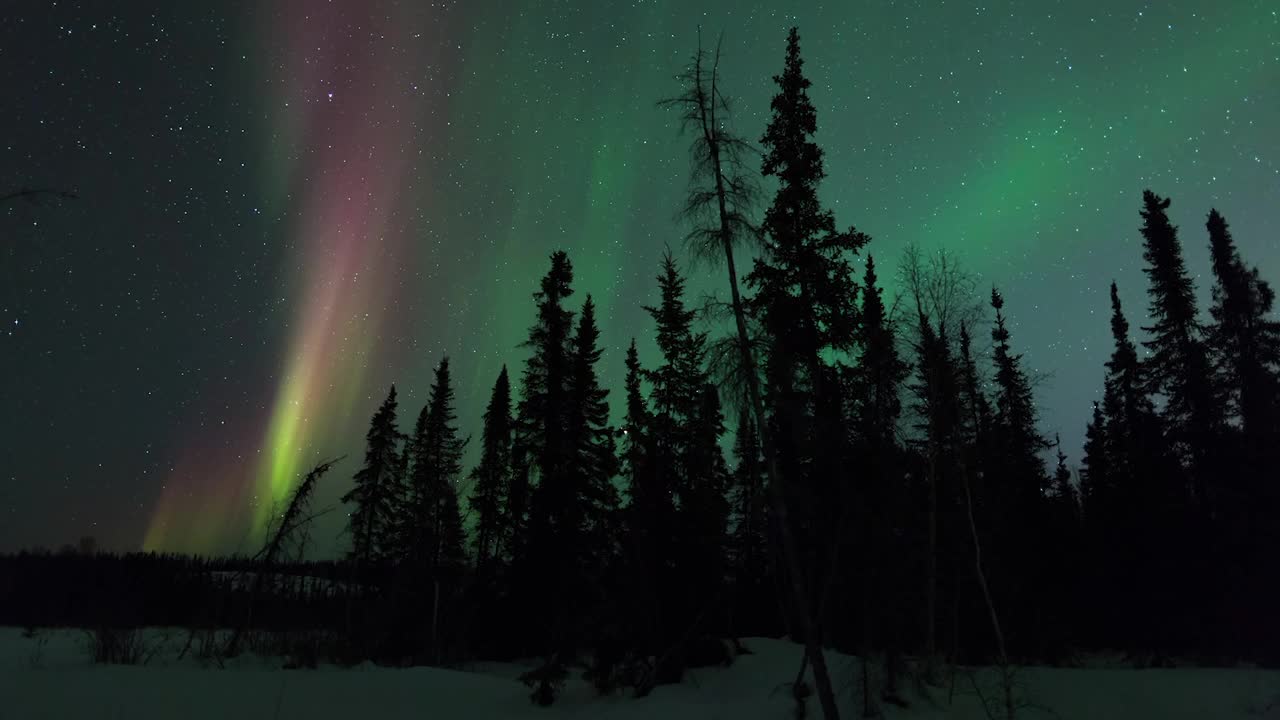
[1087,278,1186,651]
[1079,400,1110,524]
[511,251,576,571]
[1204,208,1280,657]
[342,385,402,566]
[470,366,514,571]
[987,287,1050,655]
[853,255,910,451]
[988,287,1047,496]
[642,252,729,665]
[845,254,910,658]
[513,256,622,703]
[1137,191,1223,499]
[402,357,468,574]
[617,337,671,676]
[745,31,866,715]
[566,295,620,579]
[620,340,652,501]
[1205,209,1280,462]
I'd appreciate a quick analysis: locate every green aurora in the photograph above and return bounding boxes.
[2,0,1276,553]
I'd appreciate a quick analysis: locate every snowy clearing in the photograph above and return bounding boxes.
[3,628,1279,719]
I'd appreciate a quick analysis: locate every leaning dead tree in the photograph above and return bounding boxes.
[255,457,344,567]
[959,460,1019,720]
[662,30,840,720]
[225,457,343,658]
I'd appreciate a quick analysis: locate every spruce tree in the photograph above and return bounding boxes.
[531,293,619,699]
[1103,282,1155,446]
[620,340,652,498]
[847,254,910,660]
[1079,400,1110,524]
[665,30,841,713]
[746,31,866,713]
[620,337,668,617]
[642,253,713,525]
[988,287,1047,494]
[1137,191,1223,496]
[470,366,513,571]
[511,251,576,570]
[514,255,624,702]
[1045,435,1081,654]
[853,255,910,450]
[342,385,402,566]
[618,337,670,671]
[1090,279,1183,650]
[645,252,707,437]
[749,27,866,406]
[957,324,992,456]
[642,252,728,666]
[1132,192,1227,652]
[1050,437,1078,513]
[404,357,468,574]
[987,287,1049,652]
[394,402,432,564]
[1205,209,1280,458]
[1204,208,1280,656]
[1098,281,1167,533]
[566,295,620,575]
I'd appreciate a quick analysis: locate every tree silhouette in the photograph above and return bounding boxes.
[565,295,620,588]
[901,245,971,669]
[342,386,402,566]
[986,287,1049,648]
[1137,191,1224,499]
[636,253,729,681]
[745,29,871,717]
[470,366,514,572]
[511,251,576,574]
[403,357,468,574]
[1205,209,1280,471]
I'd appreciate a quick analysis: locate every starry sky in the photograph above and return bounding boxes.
[2,1,1276,555]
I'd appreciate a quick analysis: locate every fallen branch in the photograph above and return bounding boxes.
[1,187,78,207]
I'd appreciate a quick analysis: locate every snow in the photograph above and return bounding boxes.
[3,628,1278,719]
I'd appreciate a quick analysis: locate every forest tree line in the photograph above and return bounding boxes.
[326,26,1280,703]
[3,26,1277,715]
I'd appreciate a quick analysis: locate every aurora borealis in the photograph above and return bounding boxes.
[2,1,1276,554]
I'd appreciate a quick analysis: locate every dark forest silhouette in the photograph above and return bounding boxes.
[3,27,1278,719]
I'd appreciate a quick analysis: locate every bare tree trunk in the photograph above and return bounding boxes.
[432,579,441,664]
[860,561,877,718]
[960,464,1015,720]
[432,497,443,664]
[926,446,939,674]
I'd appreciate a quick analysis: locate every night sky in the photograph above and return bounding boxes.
[2,1,1276,555]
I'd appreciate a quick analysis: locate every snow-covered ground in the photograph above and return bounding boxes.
[2,627,1278,719]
